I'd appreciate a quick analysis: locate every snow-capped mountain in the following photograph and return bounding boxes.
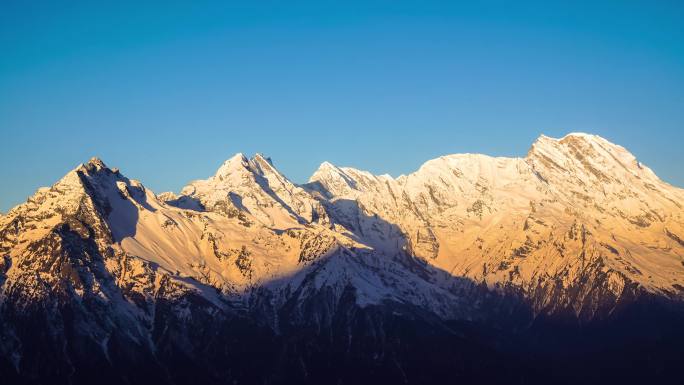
[306,133,684,317]
[1,133,683,384]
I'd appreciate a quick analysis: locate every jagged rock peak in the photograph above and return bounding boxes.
[250,153,280,177]
[212,152,284,181]
[253,153,273,166]
[81,156,109,172]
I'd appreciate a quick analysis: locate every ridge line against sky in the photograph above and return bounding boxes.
[1,131,682,214]
[1,1,683,212]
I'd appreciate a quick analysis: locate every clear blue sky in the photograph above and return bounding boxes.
[1,1,683,212]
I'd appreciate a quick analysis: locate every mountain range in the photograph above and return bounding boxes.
[1,133,683,384]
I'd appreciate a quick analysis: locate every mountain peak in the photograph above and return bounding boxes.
[180,151,320,227]
[250,153,279,176]
[309,161,342,180]
[253,153,273,165]
[214,153,282,181]
[319,161,336,169]
[561,131,598,139]
[224,152,249,165]
[531,132,614,150]
[82,156,109,172]
[214,153,249,179]
[526,132,668,193]
[528,132,621,160]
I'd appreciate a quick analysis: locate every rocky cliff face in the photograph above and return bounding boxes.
[1,133,683,384]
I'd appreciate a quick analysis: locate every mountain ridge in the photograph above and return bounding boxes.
[1,132,683,384]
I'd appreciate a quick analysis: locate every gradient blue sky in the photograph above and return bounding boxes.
[1,1,683,212]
